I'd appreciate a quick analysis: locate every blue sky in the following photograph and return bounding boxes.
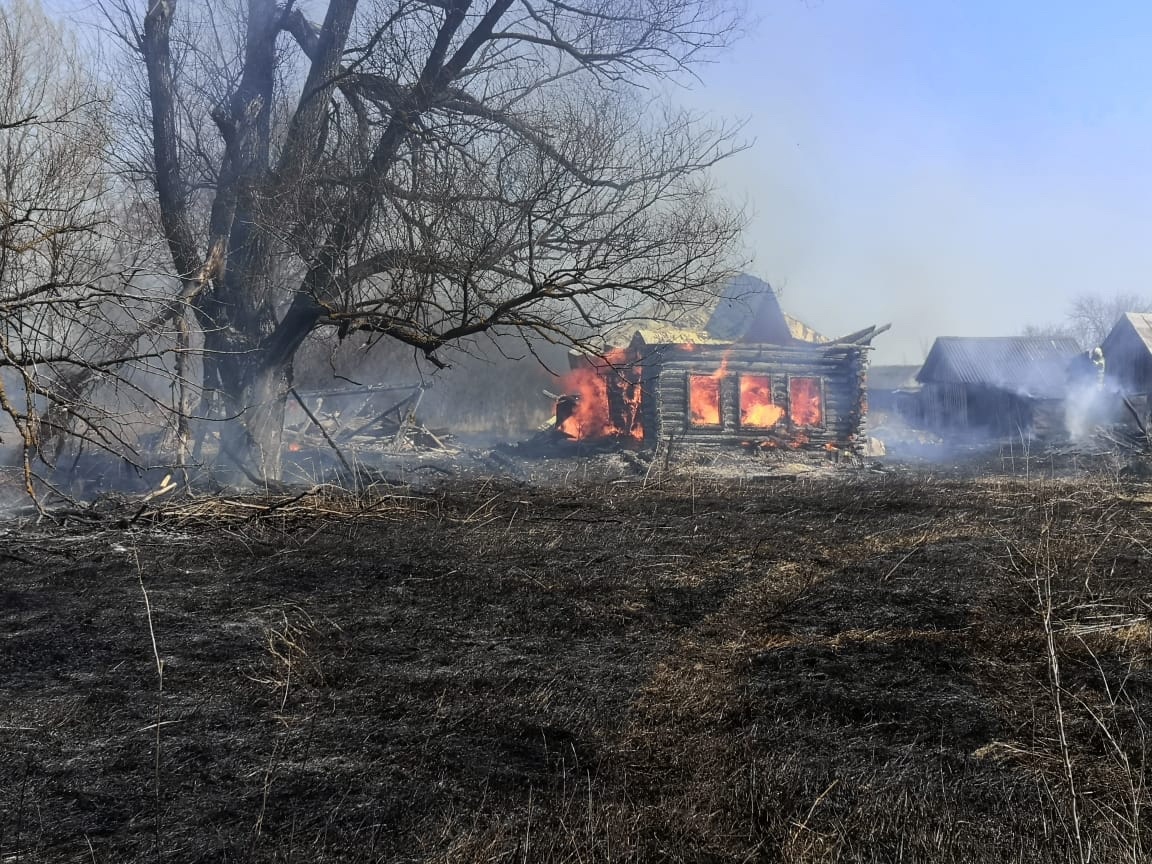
[40,0,1152,362]
[689,0,1152,361]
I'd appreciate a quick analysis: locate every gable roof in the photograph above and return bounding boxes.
[1101,312,1152,357]
[702,273,794,343]
[916,337,1079,398]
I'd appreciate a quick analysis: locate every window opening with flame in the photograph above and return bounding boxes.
[739,375,785,428]
[788,376,824,426]
[688,374,722,426]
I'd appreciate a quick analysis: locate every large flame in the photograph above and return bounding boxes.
[689,375,721,425]
[739,375,784,428]
[789,377,823,426]
[557,348,643,440]
[559,347,827,447]
[688,353,729,426]
[557,368,614,439]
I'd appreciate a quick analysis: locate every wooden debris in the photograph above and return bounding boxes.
[284,384,454,457]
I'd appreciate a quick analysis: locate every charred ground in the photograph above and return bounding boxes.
[2,459,1152,863]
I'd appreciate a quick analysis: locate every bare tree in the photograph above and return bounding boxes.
[1024,293,1152,352]
[1067,293,1152,351]
[94,0,745,481]
[0,0,180,502]
[1020,323,1078,342]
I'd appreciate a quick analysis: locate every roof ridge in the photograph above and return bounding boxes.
[933,335,1080,342]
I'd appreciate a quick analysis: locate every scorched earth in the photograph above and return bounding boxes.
[2,454,1151,863]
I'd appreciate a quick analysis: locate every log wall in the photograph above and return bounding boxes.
[638,343,870,451]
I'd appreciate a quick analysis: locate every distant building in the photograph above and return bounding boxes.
[866,365,921,416]
[915,336,1080,436]
[1100,312,1152,395]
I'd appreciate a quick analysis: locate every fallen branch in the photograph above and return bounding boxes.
[289,388,354,478]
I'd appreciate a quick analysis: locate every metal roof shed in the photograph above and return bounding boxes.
[915,337,1079,434]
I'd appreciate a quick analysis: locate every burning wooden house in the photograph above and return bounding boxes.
[555,274,886,452]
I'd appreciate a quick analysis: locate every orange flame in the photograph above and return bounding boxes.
[688,351,730,426]
[689,375,721,425]
[557,348,643,441]
[739,375,784,428]
[789,377,823,426]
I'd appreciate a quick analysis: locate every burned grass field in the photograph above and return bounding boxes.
[3,467,1152,863]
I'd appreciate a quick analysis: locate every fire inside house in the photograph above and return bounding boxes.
[555,274,888,451]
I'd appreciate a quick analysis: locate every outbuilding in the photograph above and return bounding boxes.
[915,336,1079,437]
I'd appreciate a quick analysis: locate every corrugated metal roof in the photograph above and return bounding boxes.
[785,314,828,343]
[629,326,730,346]
[628,315,827,348]
[916,337,1079,397]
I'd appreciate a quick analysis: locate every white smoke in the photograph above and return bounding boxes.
[1064,380,1115,441]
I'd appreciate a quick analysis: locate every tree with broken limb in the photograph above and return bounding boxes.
[91,0,745,484]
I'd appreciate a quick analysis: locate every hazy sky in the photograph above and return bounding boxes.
[41,0,1152,363]
[689,0,1152,362]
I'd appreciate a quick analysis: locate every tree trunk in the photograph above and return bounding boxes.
[210,351,291,486]
[239,359,290,484]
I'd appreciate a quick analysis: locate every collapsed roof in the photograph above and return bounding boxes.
[607,273,884,348]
